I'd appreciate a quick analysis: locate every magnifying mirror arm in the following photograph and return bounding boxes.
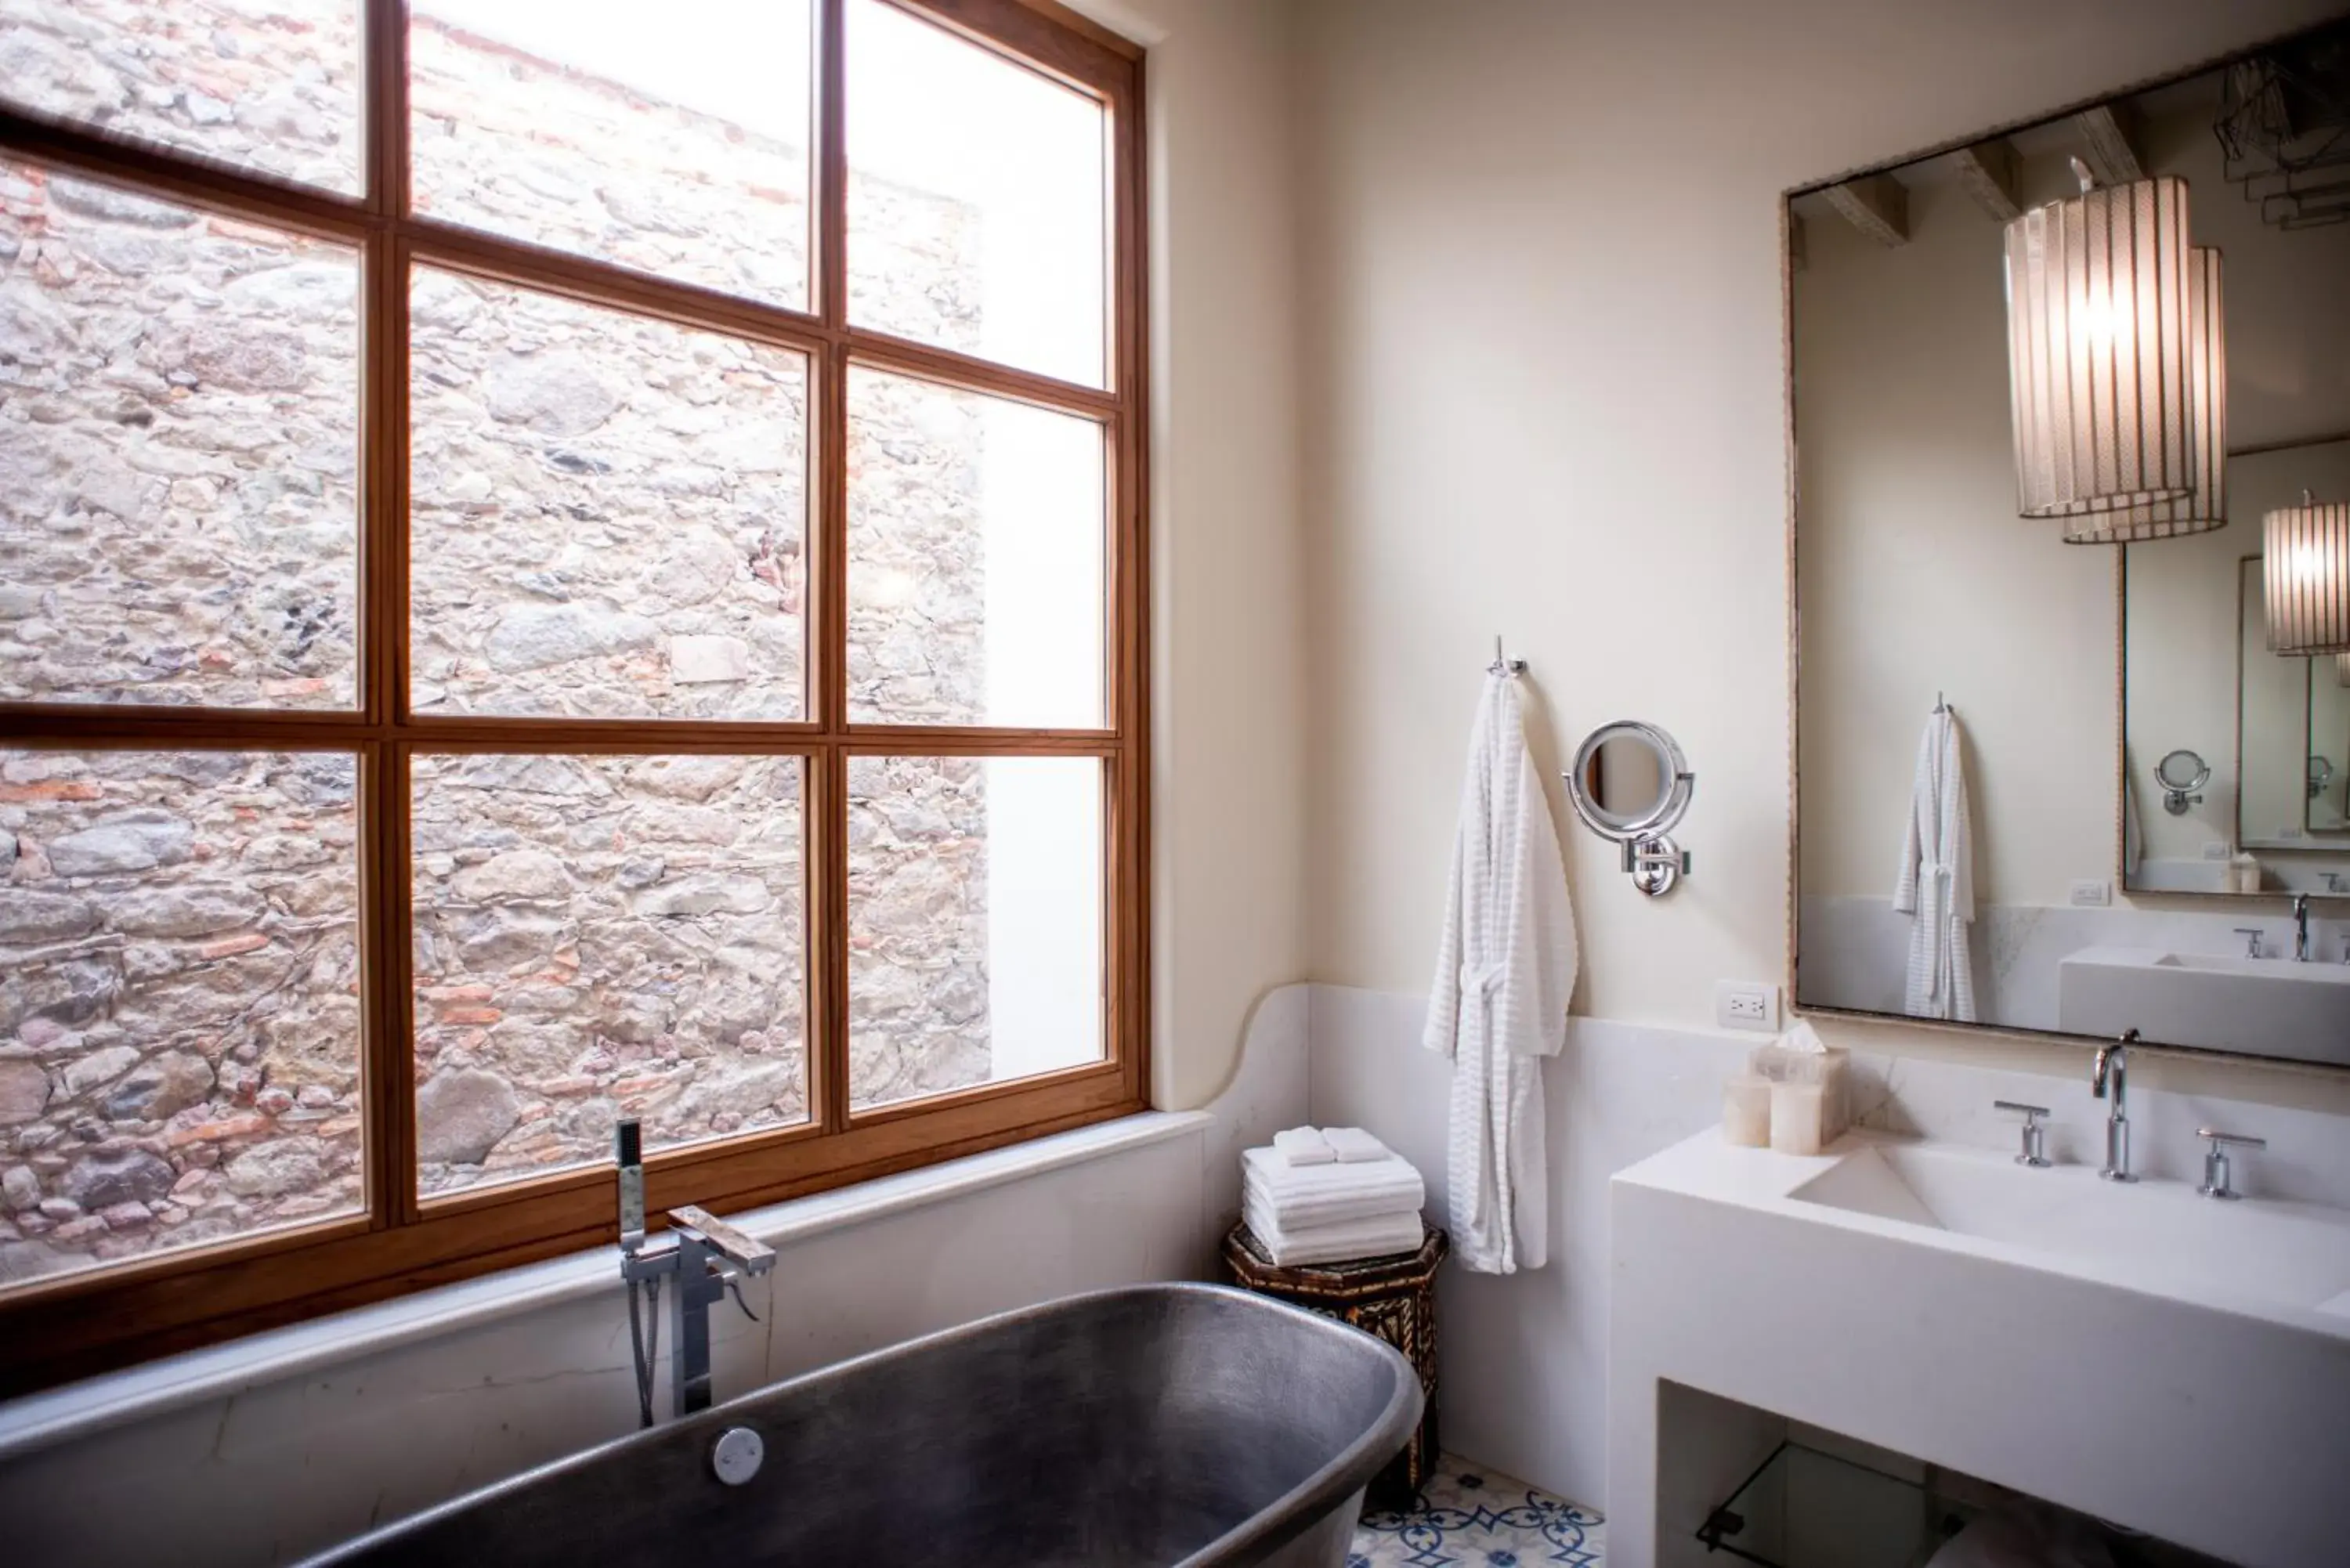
[1622,833,1691,897]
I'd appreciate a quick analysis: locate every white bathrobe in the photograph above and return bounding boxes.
[1894,708,1977,1021]
[1423,671,1579,1274]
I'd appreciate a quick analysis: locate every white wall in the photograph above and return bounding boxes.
[1292,0,2350,1105]
[1104,0,1312,1111]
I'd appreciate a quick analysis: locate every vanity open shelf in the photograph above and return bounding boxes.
[1695,1437,1972,1568]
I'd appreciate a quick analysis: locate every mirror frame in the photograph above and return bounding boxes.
[1567,720,1693,840]
[1780,18,2350,1068]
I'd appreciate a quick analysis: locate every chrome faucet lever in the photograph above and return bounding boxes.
[2091,1031,2137,1183]
[2232,927,2265,959]
[2196,1129,2266,1201]
[1993,1100,2052,1167]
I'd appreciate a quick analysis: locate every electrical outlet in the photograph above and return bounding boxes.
[2069,879,2111,907]
[1716,980,1781,1032]
[2202,842,2234,861]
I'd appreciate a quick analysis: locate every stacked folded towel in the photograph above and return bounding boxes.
[1242,1128,1426,1266]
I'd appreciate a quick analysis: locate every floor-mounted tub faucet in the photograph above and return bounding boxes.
[2293,894,2311,963]
[615,1118,776,1425]
[2092,1031,2137,1183]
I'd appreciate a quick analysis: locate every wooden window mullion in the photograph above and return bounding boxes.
[0,0,1150,1393]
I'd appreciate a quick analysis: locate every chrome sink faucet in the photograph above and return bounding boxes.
[2092,1030,2138,1183]
[2292,894,2311,963]
[615,1119,775,1425]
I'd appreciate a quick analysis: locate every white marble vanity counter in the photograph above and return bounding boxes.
[1606,1126,2350,1568]
[1617,1127,2350,1337]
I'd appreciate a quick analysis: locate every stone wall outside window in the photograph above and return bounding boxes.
[0,5,1005,1281]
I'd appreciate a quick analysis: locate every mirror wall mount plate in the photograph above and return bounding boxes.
[2155,749,2211,815]
[1566,721,1694,897]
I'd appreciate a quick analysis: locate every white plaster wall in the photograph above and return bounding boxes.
[1090,0,1311,1112]
[1292,0,2350,1105]
[1306,985,1753,1512]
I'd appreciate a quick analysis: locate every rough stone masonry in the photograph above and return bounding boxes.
[0,0,1019,1284]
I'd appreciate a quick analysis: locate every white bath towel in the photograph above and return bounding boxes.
[1242,1208,1424,1268]
[1241,1147,1425,1228]
[1271,1126,1336,1166]
[1423,669,1578,1275]
[1894,707,1977,1022]
[1320,1126,1389,1164]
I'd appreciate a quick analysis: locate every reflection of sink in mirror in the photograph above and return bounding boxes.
[2058,945,2350,1067]
[2153,950,2350,975]
[1790,1140,2350,1315]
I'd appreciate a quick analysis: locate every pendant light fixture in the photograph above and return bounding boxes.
[2004,161,2199,522]
[2265,490,2350,656]
[2058,245,2226,543]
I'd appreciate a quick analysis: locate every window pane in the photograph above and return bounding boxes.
[0,163,360,709]
[848,754,1101,1111]
[411,753,807,1197]
[411,1,813,312]
[846,0,1107,387]
[0,1,363,194]
[848,368,1104,726]
[0,748,363,1291]
[409,270,809,719]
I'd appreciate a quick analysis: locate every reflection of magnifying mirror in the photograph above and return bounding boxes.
[2154,749,2210,816]
[2311,756,2336,801]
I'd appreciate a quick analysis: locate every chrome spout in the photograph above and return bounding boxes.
[2092,1030,2138,1183]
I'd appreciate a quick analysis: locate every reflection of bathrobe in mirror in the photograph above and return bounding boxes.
[1424,673,1580,1274]
[1896,709,1976,1021]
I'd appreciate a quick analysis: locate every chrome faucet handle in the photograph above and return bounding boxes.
[667,1204,777,1276]
[2232,927,2265,958]
[1993,1100,2052,1167]
[2196,1129,2266,1201]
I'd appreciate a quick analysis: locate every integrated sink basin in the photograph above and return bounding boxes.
[1791,1139,2350,1317]
[1614,1128,2350,1568]
[2056,945,2350,1065]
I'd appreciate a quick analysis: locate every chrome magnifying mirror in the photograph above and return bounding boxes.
[1565,721,1694,896]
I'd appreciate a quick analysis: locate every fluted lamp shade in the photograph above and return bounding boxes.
[2265,492,2350,656]
[2058,246,2226,543]
[2005,171,2199,521]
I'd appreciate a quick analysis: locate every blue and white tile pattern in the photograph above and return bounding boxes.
[1350,1453,1603,1566]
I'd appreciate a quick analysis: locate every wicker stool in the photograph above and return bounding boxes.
[1221,1222,1447,1511]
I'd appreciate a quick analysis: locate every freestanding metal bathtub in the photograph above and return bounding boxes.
[300,1282,1423,1568]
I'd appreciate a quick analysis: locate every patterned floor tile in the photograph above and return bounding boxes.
[1350,1453,1604,1567]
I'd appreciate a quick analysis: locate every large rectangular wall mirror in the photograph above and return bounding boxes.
[1792,20,2350,1068]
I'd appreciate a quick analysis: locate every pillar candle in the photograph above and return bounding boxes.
[1723,1075,1772,1147]
[1770,1080,1828,1156]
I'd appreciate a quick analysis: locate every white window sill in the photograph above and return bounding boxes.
[0,1107,1209,1461]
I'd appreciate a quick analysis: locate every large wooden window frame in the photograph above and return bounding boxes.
[0,0,1148,1396]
